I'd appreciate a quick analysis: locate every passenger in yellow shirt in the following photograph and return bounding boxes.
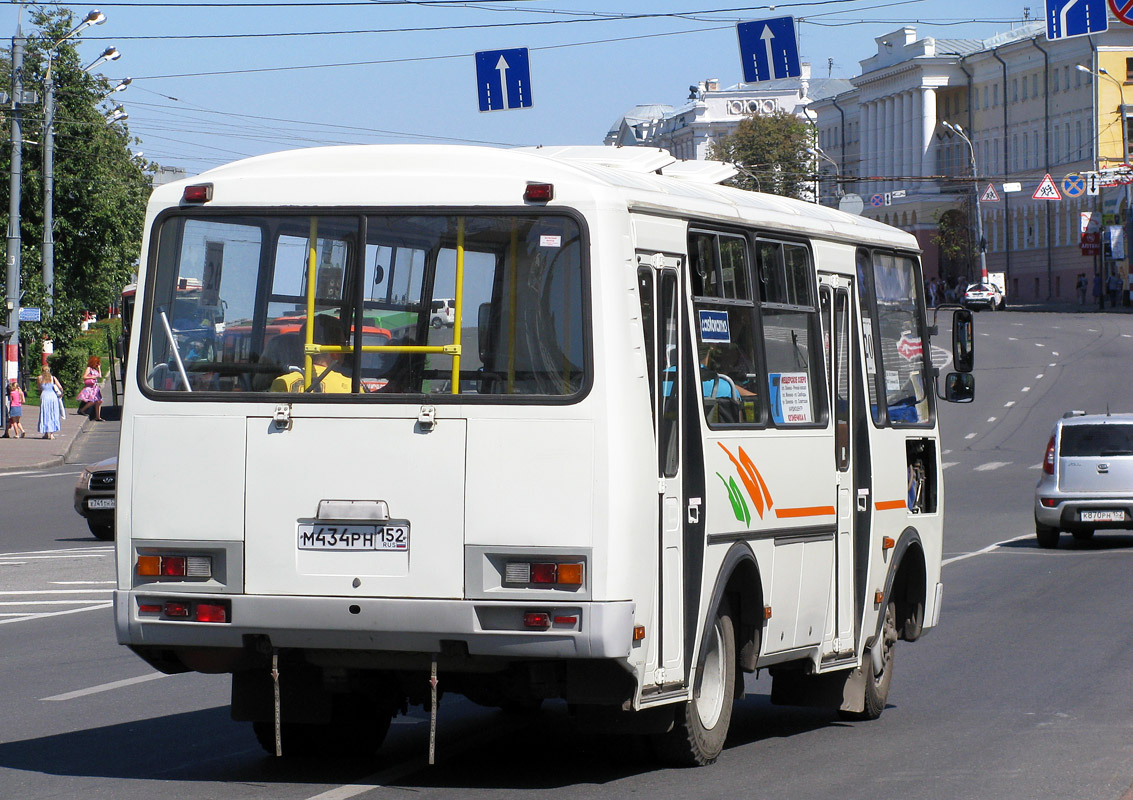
[270,315,354,393]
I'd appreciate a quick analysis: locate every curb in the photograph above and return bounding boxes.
[0,415,92,474]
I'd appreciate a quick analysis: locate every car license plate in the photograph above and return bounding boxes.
[297,523,409,551]
[87,498,115,510]
[1080,510,1124,522]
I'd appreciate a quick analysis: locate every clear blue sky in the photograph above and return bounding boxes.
[3,0,1037,176]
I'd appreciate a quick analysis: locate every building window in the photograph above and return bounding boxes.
[1076,121,1083,160]
[1054,127,1061,165]
[1127,57,1133,82]
[1022,78,1028,101]
[1066,122,1072,161]
[1013,134,1019,172]
[1033,74,1039,97]
[994,85,1000,106]
[1053,68,1060,93]
[1012,79,1018,102]
[1023,133,1029,171]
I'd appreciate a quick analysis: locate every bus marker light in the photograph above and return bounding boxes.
[182,183,213,203]
[137,556,160,576]
[164,601,191,618]
[556,563,583,585]
[523,612,551,629]
[874,591,884,605]
[882,537,895,551]
[763,606,773,620]
[530,563,557,583]
[633,625,646,641]
[138,603,162,614]
[161,556,187,577]
[195,603,228,623]
[553,615,578,626]
[524,183,553,202]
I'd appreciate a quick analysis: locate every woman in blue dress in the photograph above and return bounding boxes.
[36,366,64,440]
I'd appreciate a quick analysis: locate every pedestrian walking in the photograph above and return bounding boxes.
[77,356,104,421]
[5,378,26,438]
[1107,272,1121,307]
[1076,273,1088,305]
[36,365,65,440]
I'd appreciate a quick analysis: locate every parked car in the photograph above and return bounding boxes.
[1034,412,1133,548]
[963,282,1004,311]
[430,298,455,328]
[74,457,116,540]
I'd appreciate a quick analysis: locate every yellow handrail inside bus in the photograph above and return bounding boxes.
[304,218,318,390]
[451,218,465,394]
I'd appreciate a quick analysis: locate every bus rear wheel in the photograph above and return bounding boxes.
[653,601,736,766]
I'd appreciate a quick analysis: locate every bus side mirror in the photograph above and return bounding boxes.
[952,308,974,373]
[944,372,975,403]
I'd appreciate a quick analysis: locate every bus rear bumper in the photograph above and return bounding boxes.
[114,591,636,662]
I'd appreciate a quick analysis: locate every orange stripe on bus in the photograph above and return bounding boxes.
[774,506,836,518]
[874,500,908,511]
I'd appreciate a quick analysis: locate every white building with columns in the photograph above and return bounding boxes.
[809,20,1133,302]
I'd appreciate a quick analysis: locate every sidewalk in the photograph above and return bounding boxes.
[0,406,96,473]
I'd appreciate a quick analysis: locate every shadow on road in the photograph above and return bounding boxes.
[999,532,1133,552]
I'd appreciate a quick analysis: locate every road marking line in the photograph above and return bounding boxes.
[1053,351,1060,356]
[974,461,1010,471]
[0,554,110,562]
[965,433,977,440]
[1008,337,1018,341]
[1035,374,1044,380]
[987,417,997,423]
[0,546,113,558]
[41,672,169,702]
[0,600,110,606]
[1035,343,1045,347]
[0,589,114,595]
[51,580,116,585]
[0,602,112,626]
[1049,363,1056,368]
[943,534,1032,566]
[1005,401,1016,407]
[1022,386,1031,392]
[941,462,958,469]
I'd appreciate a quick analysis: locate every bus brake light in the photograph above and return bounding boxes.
[523,612,551,629]
[524,183,553,202]
[182,184,213,203]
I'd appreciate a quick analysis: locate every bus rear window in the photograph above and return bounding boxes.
[141,213,587,399]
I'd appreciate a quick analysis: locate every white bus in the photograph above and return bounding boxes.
[114,145,974,765]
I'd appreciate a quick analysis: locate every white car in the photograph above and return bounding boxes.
[963,282,1004,311]
[430,298,455,328]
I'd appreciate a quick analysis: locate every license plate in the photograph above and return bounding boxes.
[87,497,115,510]
[1080,510,1124,522]
[297,523,409,551]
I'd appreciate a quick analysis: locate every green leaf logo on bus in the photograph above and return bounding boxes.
[717,443,774,525]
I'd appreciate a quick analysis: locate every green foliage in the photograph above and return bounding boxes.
[933,207,974,276]
[707,111,815,200]
[1,7,150,378]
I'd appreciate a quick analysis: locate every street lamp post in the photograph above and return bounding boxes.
[42,10,108,320]
[5,24,27,393]
[807,145,843,204]
[942,120,988,282]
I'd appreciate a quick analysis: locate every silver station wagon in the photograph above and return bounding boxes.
[1035,412,1133,548]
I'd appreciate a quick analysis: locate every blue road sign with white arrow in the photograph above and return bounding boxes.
[475,48,532,112]
[737,17,802,84]
[1045,0,1107,41]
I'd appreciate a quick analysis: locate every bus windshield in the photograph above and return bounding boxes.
[141,212,587,398]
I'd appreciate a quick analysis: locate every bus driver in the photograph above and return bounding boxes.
[270,315,352,393]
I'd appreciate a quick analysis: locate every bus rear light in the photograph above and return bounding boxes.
[164,601,191,618]
[194,602,228,623]
[137,556,160,576]
[504,562,531,583]
[1043,435,1056,475]
[553,615,578,626]
[182,183,213,203]
[523,612,551,629]
[555,563,583,585]
[161,556,187,577]
[523,183,553,202]
[530,563,557,583]
[138,603,162,614]
[633,625,646,641]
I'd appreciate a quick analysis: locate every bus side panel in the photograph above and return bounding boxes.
[130,414,248,543]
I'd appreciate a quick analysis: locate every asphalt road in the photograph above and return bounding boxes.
[1,310,1131,800]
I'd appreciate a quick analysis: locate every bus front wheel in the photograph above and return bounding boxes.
[840,601,896,721]
[653,601,736,766]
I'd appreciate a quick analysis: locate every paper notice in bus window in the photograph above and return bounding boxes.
[886,369,901,392]
[769,372,812,424]
[201,241,224,308]
[540,235,561,248]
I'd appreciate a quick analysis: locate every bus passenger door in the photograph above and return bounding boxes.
[820,275,856,656]
[638,253,685,685]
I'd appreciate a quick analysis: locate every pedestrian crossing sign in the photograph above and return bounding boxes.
[981,183,1000,202]
[1033,173,1061,200]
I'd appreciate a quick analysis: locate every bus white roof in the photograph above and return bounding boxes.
[151,144,917,251]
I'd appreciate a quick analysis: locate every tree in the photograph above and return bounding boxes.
[1,7,151,372]
[707,110,814,200]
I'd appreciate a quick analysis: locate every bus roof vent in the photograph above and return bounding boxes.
[520,145,676,174]
[659,160,738,185]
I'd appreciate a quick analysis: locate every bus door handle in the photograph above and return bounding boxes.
[273,404,292,431]
[857,489,870,512]
[417,405,437,431]
[687,497,701,524]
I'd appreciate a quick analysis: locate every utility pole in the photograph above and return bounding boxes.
[5,25,26,388]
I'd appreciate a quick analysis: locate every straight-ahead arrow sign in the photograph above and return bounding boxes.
[737,17,802,84]
[475,48,532,112]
